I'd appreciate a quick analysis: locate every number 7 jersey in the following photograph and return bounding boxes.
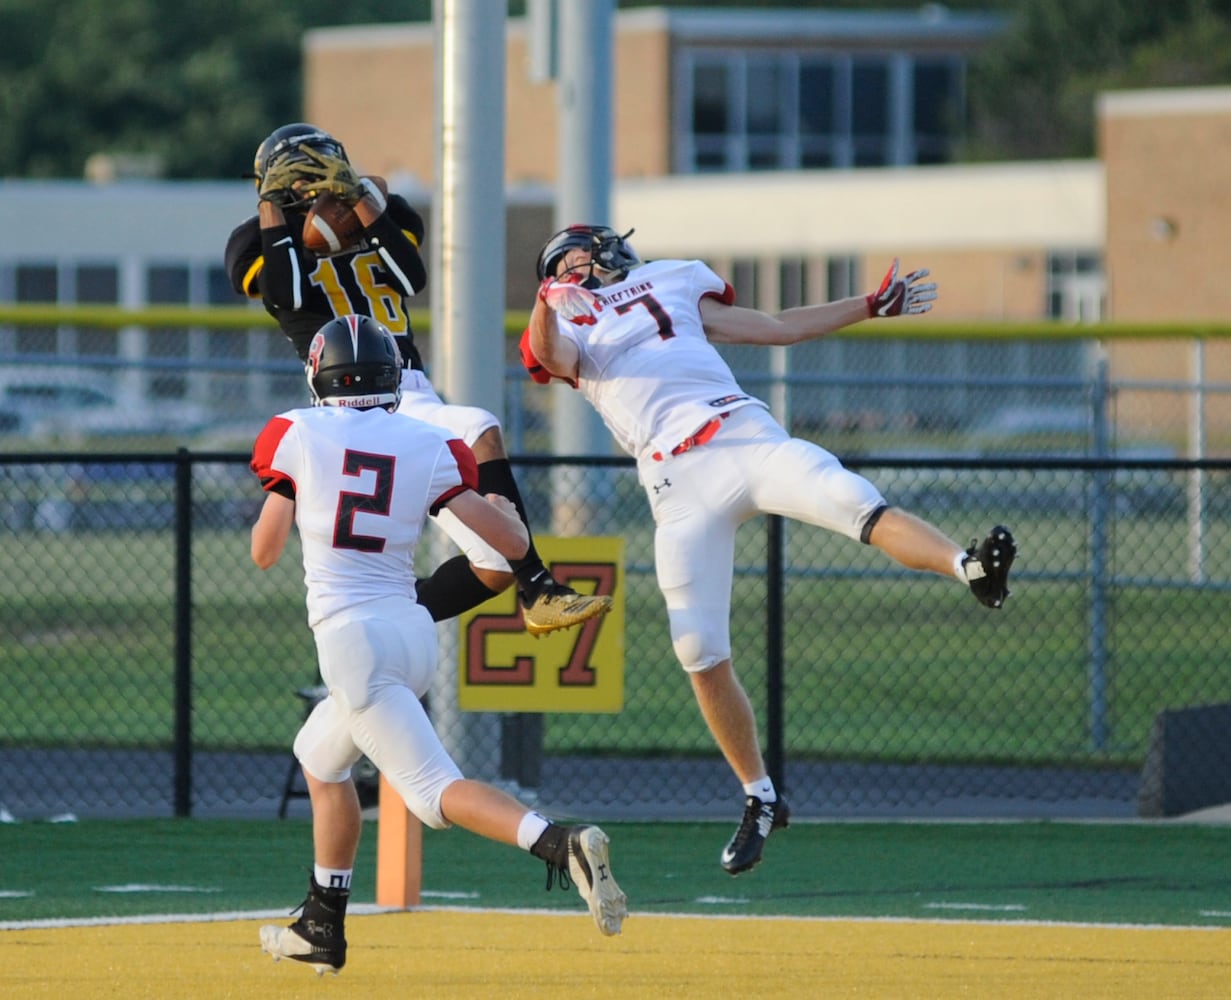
[525,258,768,462]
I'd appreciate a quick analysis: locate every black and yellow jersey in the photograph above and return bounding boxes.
[224,194,429,371]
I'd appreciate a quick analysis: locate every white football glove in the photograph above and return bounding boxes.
[538,276,601,326]
[866,258,938,317]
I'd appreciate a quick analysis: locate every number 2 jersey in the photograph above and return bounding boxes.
[520,258,769,462]
[250,406,477,627]
[225,195,429,371]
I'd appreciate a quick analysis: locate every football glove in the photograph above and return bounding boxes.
[257,157,307,205]
[866,258,937,317]
[290,145,365,204]
[539,275,601,326]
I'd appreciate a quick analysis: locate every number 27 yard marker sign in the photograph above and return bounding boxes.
[458,536,624,713]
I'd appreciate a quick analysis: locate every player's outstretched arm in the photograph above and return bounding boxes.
[701,295,870,347]
[702,258,936,347]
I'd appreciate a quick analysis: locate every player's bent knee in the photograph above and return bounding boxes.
[672,633,730,673]
[860,503,890,544]
[670,609,731,672]
[387,755,463,830]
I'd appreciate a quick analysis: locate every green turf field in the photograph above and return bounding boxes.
[4,818,1231,929]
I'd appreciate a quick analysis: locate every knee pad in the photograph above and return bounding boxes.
[669,607,730,673]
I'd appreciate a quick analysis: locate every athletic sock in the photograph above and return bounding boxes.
[743,777,776,803]
[314,865,352,892]
[517,811,552,852]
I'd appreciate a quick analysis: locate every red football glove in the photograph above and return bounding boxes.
[866,258,937,317]
[538,275,601,326]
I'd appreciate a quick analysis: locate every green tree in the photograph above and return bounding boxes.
[965,0,1231,160]
[0,0,430,179]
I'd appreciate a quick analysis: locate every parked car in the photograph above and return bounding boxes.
[0,379,211,441]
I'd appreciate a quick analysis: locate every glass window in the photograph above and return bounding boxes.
[75,264,118,304]
[799,61,835,137]
[208,264,242,305]
[748,140,782,171]
[692,63,729,137]
[779,259,808,309]
[1047,251,1105,322]
[16,264,57,303]
[827,257,859,298]
[679,45,971,173]
[730,259,759,307]
[851,59,889,137]
[746,61,784,136]
[800,142,835,169]
[148,265,190,304]
[693,139,729,172]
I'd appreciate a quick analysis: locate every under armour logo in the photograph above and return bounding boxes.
[652,479,672,494]
[598,863,610,882]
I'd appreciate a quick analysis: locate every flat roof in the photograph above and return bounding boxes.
[1098,86,1231,118]
[615,161,1105,256]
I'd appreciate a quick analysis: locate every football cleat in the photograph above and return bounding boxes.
[963,525,1016,609]
[721,796,790,876]
[521,579,613,637]
[566,825,628,936]
[260,877,347,976]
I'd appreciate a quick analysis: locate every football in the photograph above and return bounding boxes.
[301,177,387,256]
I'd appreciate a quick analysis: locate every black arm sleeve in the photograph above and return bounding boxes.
[258,221,311,312]
[363,195,427,295]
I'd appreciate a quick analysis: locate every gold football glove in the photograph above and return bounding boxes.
[290,145,364,204]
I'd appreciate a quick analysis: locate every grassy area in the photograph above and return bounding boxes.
[4,818,1231,929]
[5,510,1231,769]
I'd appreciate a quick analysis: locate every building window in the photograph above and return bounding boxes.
[677,49,964,174]
[826,256,860,298]
[1047,252,1105,323]
[778,258,808,309]
[148,265,190,305]
[850,58,890,166]
[16,264,57,303]
[208,264,243,305]
[75,265,118,304]
[729,258,759,307]
[913,59,962,165]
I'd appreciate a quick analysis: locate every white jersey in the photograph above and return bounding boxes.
[250,405,477,626]
[549,258,768,461]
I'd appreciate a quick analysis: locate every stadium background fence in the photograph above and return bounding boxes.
[2,310,1230,822]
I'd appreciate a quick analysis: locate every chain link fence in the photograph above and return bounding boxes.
[3,447,1230,822]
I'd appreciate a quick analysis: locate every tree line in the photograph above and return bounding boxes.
[2,0,1228,180]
